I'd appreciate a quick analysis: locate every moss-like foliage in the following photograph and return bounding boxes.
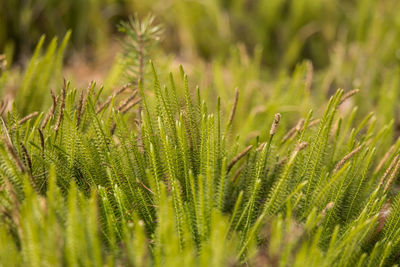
[1,13,400,267]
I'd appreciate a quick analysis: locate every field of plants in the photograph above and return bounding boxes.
[1,0,400,266]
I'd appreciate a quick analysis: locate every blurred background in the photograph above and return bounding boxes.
[1,0,400,140]
[2,0,400,68]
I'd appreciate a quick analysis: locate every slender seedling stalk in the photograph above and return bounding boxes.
[375,144,395,173]
[384,158,400,191]
[227,145,252,173]
[96,83,131,113]
[41,89,57,129]
[54,79,67,132]
[333,145,363,173]
[339,89,360,106]
[18,112,39,125]
[226,88,239,132]
[378,154,399,187]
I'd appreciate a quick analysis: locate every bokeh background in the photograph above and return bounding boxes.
[2,0,400,67]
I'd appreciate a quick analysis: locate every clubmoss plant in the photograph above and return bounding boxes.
[1,15,400,267]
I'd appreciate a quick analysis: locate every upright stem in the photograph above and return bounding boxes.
[136,29,144,124]
[136,31,144,151]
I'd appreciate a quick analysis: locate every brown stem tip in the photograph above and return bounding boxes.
[339,89,360,105]
[227,88,239,129]
[384,157,400,192]
[333,145,363,173]
[270,113,281,136]
[227,145,253,173]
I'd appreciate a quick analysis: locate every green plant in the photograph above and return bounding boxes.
[2,12,400,267]
[1,51,400,265]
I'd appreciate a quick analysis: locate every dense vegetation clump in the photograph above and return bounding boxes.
[1,4,400,267]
